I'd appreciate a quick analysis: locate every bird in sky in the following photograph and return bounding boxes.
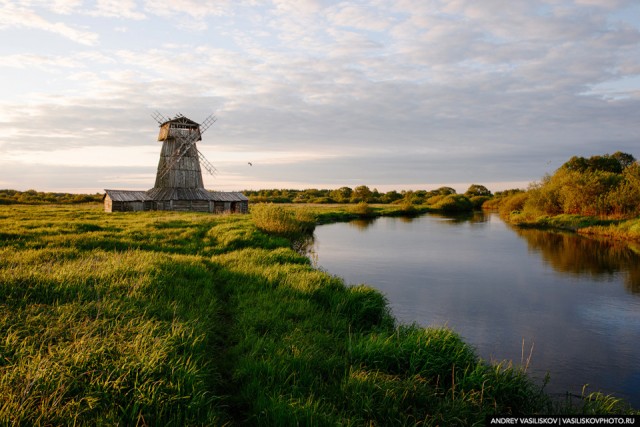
[248,162,253,166]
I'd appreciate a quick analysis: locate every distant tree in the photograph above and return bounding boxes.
[434,186,456,196]
[562,152,636,174]
[329,187,353,203]
[494,189,525,198]
[562,156,590,173]
[351,185,372,203]
[611,151,636,170]
[465,184,492,197]
[588,155,623,174]
[370,188,381,203]
[381,190,402,203]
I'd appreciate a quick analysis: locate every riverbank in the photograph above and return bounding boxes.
[495,207,640,243]
[0,204,635,425]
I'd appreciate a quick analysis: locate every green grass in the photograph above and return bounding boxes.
[578,217,640,241]
[250,203,316,236]
[0,204,635,425]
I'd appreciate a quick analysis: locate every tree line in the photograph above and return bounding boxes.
[243,184,492,206]
[1,185,494,209]
[487,151,640,219]
[0,189,103,205]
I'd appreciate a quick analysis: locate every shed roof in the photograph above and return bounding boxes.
[104,190,148,202]
[209,191,249,202]
[145,188,248,202]
[104,189,248,203]
[146,187,214,201]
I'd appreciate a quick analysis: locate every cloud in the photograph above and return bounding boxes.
[142,0,234,30]
[326,3,392,32]
[45,0,83,15]
[0,1,99,45]
[87,0,146,20]
[0,53,82,69]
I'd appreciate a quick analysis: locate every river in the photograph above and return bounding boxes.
[309,212,640,407]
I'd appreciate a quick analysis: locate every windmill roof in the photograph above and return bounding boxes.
[160,115,199,127]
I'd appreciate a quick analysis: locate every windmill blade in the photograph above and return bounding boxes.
[199,114,216,134]
[194,115,218,177]
[198,149,218,176]
[151,111,168,125]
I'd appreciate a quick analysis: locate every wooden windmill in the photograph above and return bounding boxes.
[103,112,248,213]
[146,113,220,208]
[151,112,218,185]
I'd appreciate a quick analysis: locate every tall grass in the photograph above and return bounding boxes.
[0,204,635,425]
[251,203,316,236]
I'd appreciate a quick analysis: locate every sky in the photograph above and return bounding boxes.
[1,0,639,194]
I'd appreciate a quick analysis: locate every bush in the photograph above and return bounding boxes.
[251,204,316,236]
[426,195,444,205]
[399,200,418,215]
[431,195,473,212]
[469,195,491,209]
[520,153,640,219]
[349,202,374,217]
[498,192,529,218]
[311,197,336,204]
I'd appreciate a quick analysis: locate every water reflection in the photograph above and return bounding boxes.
[428,211,488,224]
[348,218,377,230]
[348,211,489,230]
[512,228,640,294]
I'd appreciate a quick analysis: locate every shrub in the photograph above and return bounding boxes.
[426,195,445,205]
[431,195,473,212]
[498,192,529,218]
[349,202,374,217]
[251,204,316,236]
[520,154,640,219]
[469,195,491,209]
[311,197,336,204]
[399,200,418,215]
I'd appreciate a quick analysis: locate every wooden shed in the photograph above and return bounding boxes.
[103,190,150,212]
[103,189,247,214]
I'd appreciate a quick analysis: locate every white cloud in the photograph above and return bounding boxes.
[43,0,83,15]
[87,0,146,20]
[0,53,82,69]
[326,3,392,32]
[148,0,233,18]
[0,1,99,45]
[3,145,157,167]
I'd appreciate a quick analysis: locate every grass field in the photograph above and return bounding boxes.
[0,204,634,425]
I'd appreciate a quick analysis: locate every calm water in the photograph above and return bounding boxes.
[310,212,640,407]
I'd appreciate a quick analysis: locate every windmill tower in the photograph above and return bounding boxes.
[103,112,248,213]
